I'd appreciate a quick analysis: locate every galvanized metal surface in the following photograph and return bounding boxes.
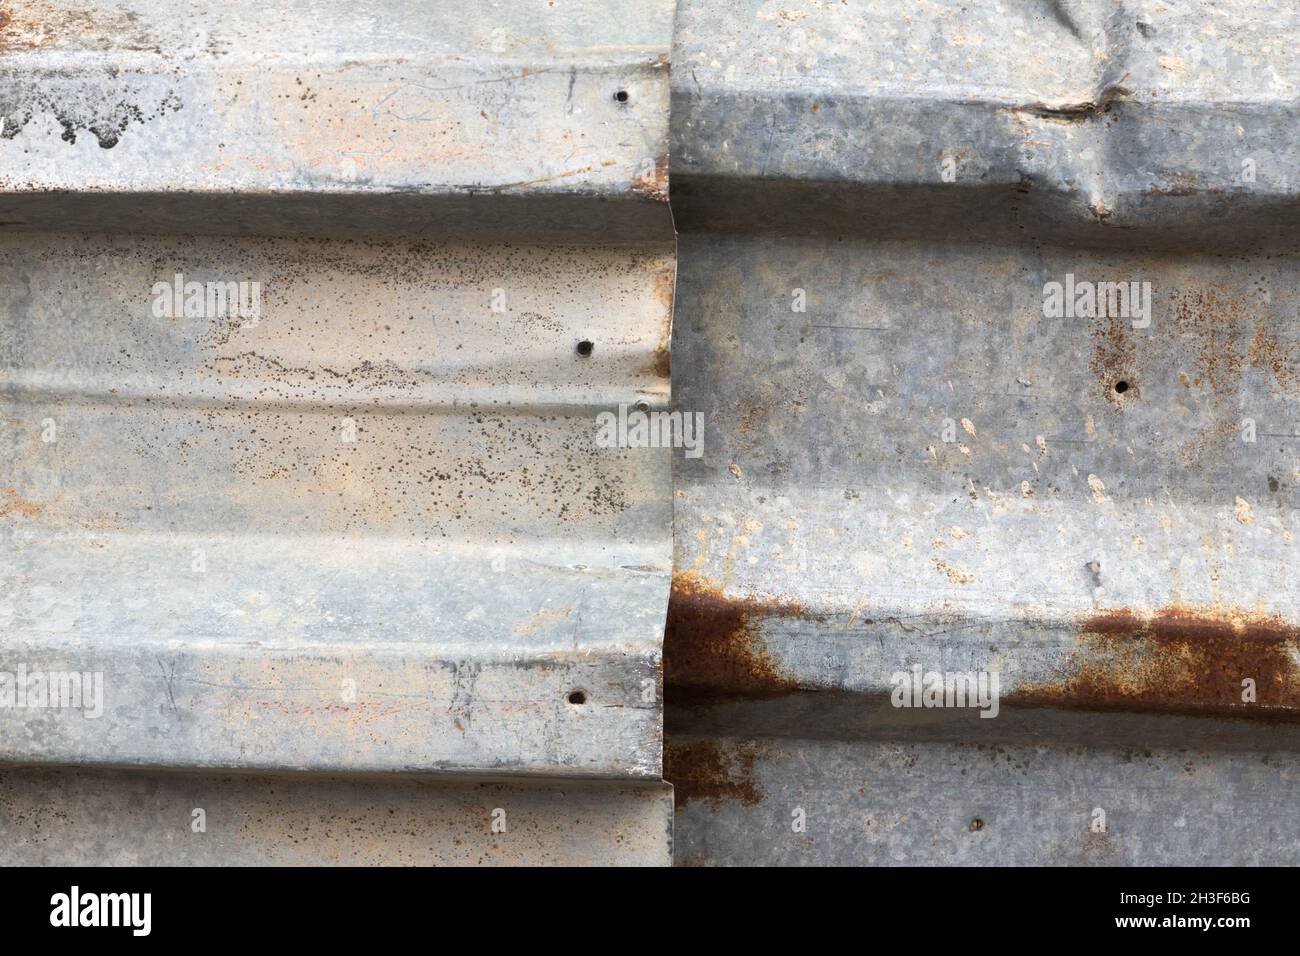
[0,232,673,777]
[671,0,1299,248]
[0,765,672,865]
[665,0,1300,864]
[0,0,674,239]
[0,0,676,865]
[669,734,1300,866]
[3,0,1298,868]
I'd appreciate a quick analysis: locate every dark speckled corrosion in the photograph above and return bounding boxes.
[1011,607,1300,721]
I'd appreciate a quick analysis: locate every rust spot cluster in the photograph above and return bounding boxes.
[1089,313,1138,403]
[1144,170,1200,197]
[1012,607,1300,721]
[663,570,807,703]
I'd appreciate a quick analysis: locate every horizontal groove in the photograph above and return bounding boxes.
[0,380,671,412]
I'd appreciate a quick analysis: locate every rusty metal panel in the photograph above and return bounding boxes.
[668,237,1298,722]
[0,0,676,865]
[666,0,1300,864]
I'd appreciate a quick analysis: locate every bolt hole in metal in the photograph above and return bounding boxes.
[613,89,629,103]
[969,818,985,832]
[576,340,594,357]
[1114,380,1130,394]
[568,690,588,706]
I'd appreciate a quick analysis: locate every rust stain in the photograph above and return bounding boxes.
[0,488,46,519]
[631,153,669,203]
[664,738,763,809]
[663,570,808,703]
[0,2,160,53]
[649,342,671,379]
[1008,83,1129,125]
[510,604,573,637]
[647,265,674,378]
[1011,606,1300,721]
[1083,829,1117,859]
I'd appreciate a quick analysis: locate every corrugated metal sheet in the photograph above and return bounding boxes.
[2,0,1297,868]
[1,0,676,864]
[665,0,1300,864]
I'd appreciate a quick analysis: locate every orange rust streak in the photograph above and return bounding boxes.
[1012,606,1300,720]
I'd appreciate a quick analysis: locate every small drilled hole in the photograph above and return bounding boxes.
[568,690,587,705]
[1114,380,1129,394]
[576,340,594,357]
[969,818,984,832]
[614,90,629,103]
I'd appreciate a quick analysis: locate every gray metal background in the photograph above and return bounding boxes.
[1,0,675,865]
[1,0,1297,866]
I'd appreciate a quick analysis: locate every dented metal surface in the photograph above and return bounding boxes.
[671,0,1300,248]
[0,0,676,864]
[665,0,1300,863]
